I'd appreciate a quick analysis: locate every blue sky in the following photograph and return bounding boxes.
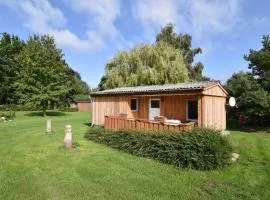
[0,0,269,88]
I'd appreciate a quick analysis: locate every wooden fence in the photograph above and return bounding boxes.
[104,116,195,132]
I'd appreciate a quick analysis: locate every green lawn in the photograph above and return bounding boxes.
[0,112,269,200]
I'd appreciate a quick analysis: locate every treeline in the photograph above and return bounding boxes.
[0,33,89,115]
[1,25,269,124]
[225,35,270,125]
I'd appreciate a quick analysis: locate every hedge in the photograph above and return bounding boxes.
[58,107,78,112]
[0,111,15,119]
[0,105,79,112]
[85,128,232,170]
[0,104,39,111]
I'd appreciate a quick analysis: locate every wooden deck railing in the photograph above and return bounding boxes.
[104,116,195,132]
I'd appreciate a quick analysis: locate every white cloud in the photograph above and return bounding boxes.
[50,30,95,51]
[132,0,186,40]
[64,0,124,50]
[0,0,123,51]
[0,0,244,53]
[19,0,66,32]
[188,0,242,39]
[133,0,243,41]
[134,0,178,27]
[66,0,120,38]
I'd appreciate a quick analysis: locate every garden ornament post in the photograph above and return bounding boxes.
[46,119,52,133]
[64,125,72,148]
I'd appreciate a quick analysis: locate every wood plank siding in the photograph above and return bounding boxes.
[201,84,227,130]
[77,102,91,112]
[92,84,228,130]
[201,96,226,130]
[92,94,200,125]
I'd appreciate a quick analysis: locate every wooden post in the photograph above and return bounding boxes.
[46,119,52,134]
[64,125,72,148]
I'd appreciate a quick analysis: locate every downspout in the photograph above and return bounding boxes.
[89,95,94,127]
[201,95,204,128]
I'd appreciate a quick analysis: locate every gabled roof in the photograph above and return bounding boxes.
[91,81,224,96]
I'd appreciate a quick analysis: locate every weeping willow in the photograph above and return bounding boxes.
[101,42,189,89]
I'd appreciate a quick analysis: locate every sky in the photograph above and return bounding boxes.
[0,0,269,88]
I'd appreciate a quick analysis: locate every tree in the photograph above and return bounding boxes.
[239,89,270,124]
[226,71,259,97]
[66,67,90,100]
[225,71,267,123]
[98,75,108,91]
[156,23,207,81]
[0,32,89,110]
[0,32,24,104]
[226,42,270,125]
[100,42,189,89]
[14,35,71,116]
[98,23,209,89]
[244,35,270,92]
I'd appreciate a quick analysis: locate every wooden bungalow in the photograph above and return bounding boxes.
[70,100,92,112]
[90,81,228,131]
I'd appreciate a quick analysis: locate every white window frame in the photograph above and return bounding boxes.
[149,99,161,120]
[149,99,161,108]
[131,98,138,112]
[186,100,198,122]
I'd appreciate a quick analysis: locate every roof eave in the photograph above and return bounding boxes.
[90,88,204,97]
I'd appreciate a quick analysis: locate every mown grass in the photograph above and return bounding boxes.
[0,111,269,200]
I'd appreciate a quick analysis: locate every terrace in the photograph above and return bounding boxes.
[104,115,195,131]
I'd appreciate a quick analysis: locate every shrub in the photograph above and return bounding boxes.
[0,110,16,119]
[0,104,36,111]
[85,126,105,135]
[58,107,78,112]
[85,127,232,170]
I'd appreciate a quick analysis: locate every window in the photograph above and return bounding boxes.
[131,98,138,111]
[150,100,160,108]
[187,100,198,121]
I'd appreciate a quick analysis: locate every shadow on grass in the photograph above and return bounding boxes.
[83,122,93,127]
[227,119,270,133]
[25,111,68,117]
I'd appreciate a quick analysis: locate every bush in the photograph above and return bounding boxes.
[58,107,78,112]
[85,127,232,170]
[0,104,36,111]
[0,110,16,119]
